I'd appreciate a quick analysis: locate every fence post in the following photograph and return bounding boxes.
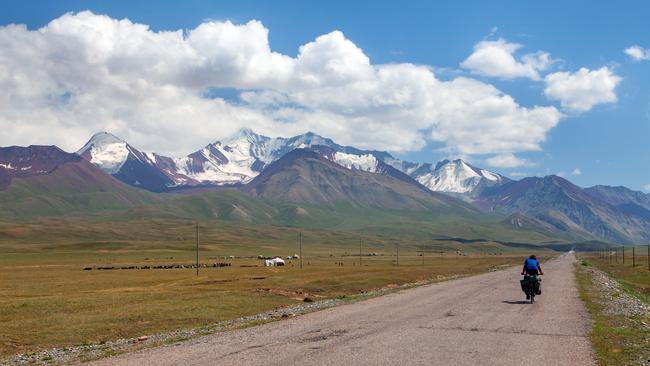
[633,247,636,267]
[622,247,625,265]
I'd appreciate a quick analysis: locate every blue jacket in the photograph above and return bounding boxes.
[524,258,540,270]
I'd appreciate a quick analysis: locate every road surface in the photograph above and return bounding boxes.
[89,253,594,366]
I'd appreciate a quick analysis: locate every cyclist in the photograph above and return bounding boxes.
[521,255,544,300]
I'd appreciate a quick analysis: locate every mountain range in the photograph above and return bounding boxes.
[2,128,650,244]
[77,128,508,195]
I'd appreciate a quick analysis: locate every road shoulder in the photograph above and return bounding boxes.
[576,258,650,365]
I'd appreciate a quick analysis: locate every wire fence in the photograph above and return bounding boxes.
[596,245,650,271]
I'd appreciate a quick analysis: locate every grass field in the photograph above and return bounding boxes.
[0,218,550,359]
[576,251,650,366]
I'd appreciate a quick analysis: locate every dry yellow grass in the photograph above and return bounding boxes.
[0,249,536,358]
[0,218,555,358]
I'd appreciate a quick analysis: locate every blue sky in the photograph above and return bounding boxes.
[1,0,649,190]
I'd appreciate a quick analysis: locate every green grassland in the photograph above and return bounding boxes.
[132,189,561,243]
[576,253,649,366]
[0,165,158,219]
[0,216,552,359]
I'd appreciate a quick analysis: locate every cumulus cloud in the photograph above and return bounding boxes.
[644,184,650,192]
[625,45,650,61]
[485,153,535,168]
[461,38,552,80]
[572,168,582,176]
[0,11,564,160]
[544,67,621,112]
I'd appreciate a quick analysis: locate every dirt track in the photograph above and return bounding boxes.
[89,253,594,366]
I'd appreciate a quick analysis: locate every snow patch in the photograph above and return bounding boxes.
[144,152,157,164]
[88,142,129,174]
[480,169,500,181]
[332,152,379,172]
[77,132,130,174]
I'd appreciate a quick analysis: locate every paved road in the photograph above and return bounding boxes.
[90,253,594,366]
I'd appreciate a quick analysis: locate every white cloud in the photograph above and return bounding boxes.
[461,38,552,80]
[572,168,582,176]
[485,153,535,168]
[644,184,650,192]
[509,172,529,178]
[0,11,564,160]
[544,67,621,112]
[624,45,650,61]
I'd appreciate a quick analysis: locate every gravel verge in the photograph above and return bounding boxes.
[581,264,649,366]
[584,266,649,319]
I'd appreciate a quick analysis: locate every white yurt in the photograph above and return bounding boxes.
[264,257,285,267]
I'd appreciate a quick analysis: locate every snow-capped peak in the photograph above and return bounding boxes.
[412,159,505,194]
[80,132,124,147]
[77,132,131,174]
[76,129,508,195]
[222,128,265,145]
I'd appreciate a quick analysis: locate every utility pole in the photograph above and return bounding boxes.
[422,246,425,265]
[299,231,303,269]
[359,237,362,267]
[633,247,636,267]
[623,247,625,265]
[396,243,399,266]
[195,222,199,277]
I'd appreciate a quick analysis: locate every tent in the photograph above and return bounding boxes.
[264,257,285,267]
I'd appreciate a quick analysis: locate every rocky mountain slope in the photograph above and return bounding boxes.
[0,145,157,217]
[242,147,468,210]
[479,175,650,243]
